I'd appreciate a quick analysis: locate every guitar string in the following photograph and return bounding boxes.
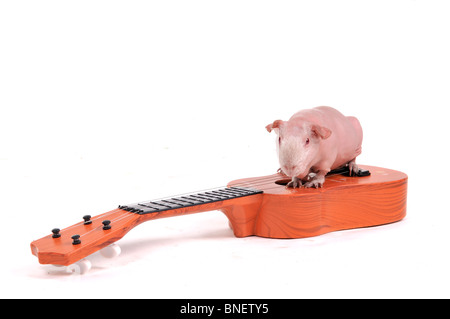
[59,210,115,233]
[137,167,351,202]
[64,175,280,239]
[60,173,282,233]
[66,170,351,241]
[81,171,329,233]
[122,173,284,203]
[68,174,282,238]
[79,170,346,231]
[60,210,137,238]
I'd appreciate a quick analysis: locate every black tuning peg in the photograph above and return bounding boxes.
[83,215,92,225]
[71,234,81,245]
[102,220,111,230]
[51,228,61,238]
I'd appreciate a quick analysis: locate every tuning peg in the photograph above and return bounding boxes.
[102,220,111,230]
[83,215,92,225]
[51,228,61,238]
[71,234,81,245]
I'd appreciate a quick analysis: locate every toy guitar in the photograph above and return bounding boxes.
[30,165,407,274]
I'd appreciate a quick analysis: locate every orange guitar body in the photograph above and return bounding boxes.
[225,165,407,238]
[30,165,407,267]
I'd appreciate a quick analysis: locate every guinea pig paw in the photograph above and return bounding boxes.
[304,179,324,188]
[348,162,359,176]
[286,181,297,188]
[305,172,316,181]
[286,177,301,188]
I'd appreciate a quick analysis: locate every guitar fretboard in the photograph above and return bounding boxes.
[119,186,263,215]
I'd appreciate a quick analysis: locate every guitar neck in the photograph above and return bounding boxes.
[119,186,263,215]
[30,186,263,266]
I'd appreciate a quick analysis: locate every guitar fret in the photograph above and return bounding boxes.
[190,194,212,201]
[220,188,247,196]
[213,189,236,196]
[161,200,183,208]
[210,190,232,198]
[169,198,196,205]
[180,196,205,204]
[152,200,181,209]
[198,193,224,200]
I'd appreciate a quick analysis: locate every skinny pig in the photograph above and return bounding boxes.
[266,106,363,188]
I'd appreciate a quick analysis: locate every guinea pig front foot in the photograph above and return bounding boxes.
[303,175,325,188]
[303,180,323,188]
[348,160,359,177]
[286,176,301,188]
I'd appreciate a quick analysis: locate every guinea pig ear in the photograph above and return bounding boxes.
[265,120,283,133]
[311,124,332,139]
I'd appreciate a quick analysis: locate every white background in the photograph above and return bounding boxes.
[1,0,449,298]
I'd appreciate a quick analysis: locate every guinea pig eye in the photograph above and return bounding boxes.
[278,136,282,144]
[305,138,310,145]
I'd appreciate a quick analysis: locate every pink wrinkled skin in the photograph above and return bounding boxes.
[266,106,363,188]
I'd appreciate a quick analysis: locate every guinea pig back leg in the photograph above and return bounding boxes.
[348,158,359,176]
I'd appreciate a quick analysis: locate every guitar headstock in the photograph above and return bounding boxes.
[30,209,139,266]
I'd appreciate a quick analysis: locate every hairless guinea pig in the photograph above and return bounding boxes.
[266,106,363,188]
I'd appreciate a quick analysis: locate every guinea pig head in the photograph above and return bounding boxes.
[266,120,332,179]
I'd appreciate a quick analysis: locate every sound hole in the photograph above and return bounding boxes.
[275,178,291,186]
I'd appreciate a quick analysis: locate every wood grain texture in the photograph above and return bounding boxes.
[30,165,407,266]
